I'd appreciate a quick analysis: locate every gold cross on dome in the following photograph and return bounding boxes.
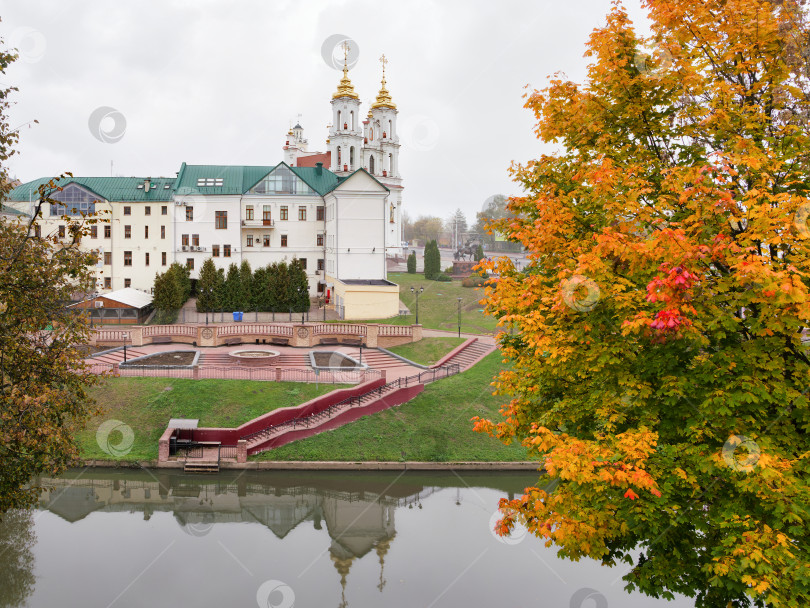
[341,40,351,63]
[379,54,388,76]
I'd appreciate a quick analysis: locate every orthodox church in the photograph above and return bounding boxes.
[7,50,405,320]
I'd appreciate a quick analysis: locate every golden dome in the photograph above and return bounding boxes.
[371,54,396,110]
[332,41,359,100]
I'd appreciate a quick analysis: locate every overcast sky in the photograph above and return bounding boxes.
[0,0,649,223]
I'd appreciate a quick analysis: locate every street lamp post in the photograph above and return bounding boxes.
[410,286,424,325]
[457,297,462,338]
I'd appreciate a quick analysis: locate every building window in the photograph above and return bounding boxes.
[316,233,324,246]
[281,234,288,247]
[124,206,131,216]
[124,251,132,266]
[223,244,231,257]
[263,205,272,223]
[298,206,306,221]
[212,245,220,257]
[246,235,253,247]
[162,252,167,266]
[145,206,151,216]
[263,235,270,247]
[145,252,150,266]
[186,258,194,270]
[246,205,254,221]
[280,206,288,221]
[104,225,111,238]
[162,205,167,215]
[317,205,324,221]
[182,234,189,247]
[48,183,96,216]
[104,252,112,265]
[299,257,307,270]
[144,225,149,238]
[161,225,165,239]
[192,234,199,247]
[196,178,224,187]
[124,225,131,239]
[186,206,193,221]
[317,258,325,271]
[58,225,65,238]
[215,211,227,229]
[104,277,111,289]
[90,225,98,238]
[124,278,131,288]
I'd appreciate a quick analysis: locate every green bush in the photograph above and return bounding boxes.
[444,266,454,274]
[436,273,451,282]
[424,239,441,280]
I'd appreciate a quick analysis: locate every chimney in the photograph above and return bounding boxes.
[143,178,152,193]
[315,162,323,176]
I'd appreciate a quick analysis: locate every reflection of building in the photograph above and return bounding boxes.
[34,472,432,602]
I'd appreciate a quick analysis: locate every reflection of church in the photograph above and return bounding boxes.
[34,472,436,602]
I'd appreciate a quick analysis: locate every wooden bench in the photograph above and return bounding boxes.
[319,337,339,346]
[341,338,364,347]
[151,336,172,344]
[270,337,289,346]
[223,337,241,346]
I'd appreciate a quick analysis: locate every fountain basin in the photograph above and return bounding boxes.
[228,349,281,367]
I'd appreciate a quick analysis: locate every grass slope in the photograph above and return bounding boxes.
[259,351,527,462]
[78,379,348,461]
[385,337,466,366]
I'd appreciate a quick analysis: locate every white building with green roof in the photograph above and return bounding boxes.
[6,54,405,320]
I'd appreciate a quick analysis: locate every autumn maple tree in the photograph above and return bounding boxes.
[0,39,101,514]
[475,1,810,606]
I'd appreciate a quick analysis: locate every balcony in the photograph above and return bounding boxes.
[241,218,274,228]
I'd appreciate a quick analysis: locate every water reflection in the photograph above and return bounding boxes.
[0,509,36,608]
[4,469,694,607]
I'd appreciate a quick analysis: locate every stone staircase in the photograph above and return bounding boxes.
[89,348,150,366]
[436,339,496,371]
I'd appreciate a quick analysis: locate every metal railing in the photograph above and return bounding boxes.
[244,363,462,449]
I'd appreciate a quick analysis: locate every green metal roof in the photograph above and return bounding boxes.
[8,177,177,202]
[288,164,340,195]
[174,163,276,196]
[9,162,345,202]
[0,203,28,216]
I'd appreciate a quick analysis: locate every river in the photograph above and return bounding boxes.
[0,468,695,607]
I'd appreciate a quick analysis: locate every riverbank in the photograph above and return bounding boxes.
[79,459,541,470]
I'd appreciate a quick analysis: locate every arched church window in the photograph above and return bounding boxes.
[337,146,342,167]
[370,127,374,141]
[350,147,355,169]
[337,111,341,129]
[389,153,393,175]
[389,120,392,137]
[369,155,375,174]
[350,111,354,131]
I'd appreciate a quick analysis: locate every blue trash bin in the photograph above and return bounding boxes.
[233,311,243,322]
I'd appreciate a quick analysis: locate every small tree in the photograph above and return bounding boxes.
[196,258,218,313]
[289,258,311,313]
[166,262,191,308]
[268,261,289,312]
[252,266,270,311]
[423,239,441,280]
[474,244,485,263]
[238,260,253,310]
[152,269,179,323]
[407,250,417,274]
[224,263,241,312]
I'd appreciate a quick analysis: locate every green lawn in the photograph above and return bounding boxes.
[386,337,466,366]
[78,378,349,461]
[258,351,528,462]
[332,272,501,333]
